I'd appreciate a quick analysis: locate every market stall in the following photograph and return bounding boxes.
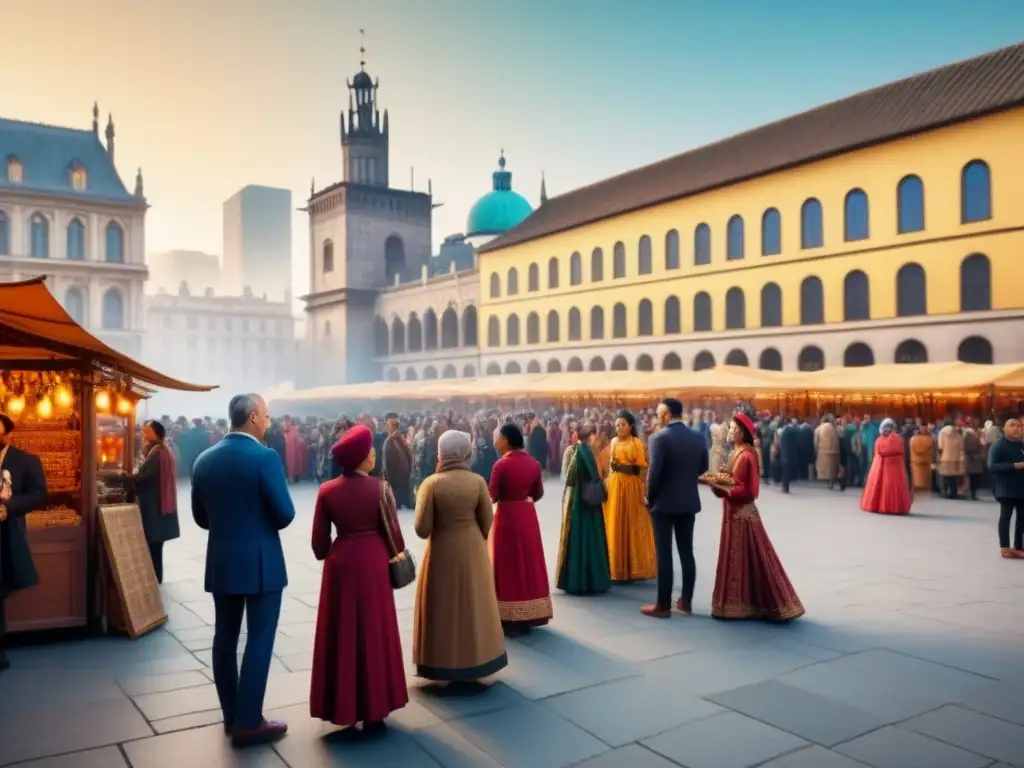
[0,277,213,633]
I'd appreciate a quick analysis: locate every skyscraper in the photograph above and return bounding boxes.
[222,185,292,300]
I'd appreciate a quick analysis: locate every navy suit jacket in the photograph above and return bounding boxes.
[191,432,296,595]
[647,421,708,515]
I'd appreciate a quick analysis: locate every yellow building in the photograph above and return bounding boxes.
[476,43,1024,377]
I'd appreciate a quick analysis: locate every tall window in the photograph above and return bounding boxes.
[487,316,500,346]
[638,299,653,336]
[390,319,405,354]
[0,211,8,255]
[589,248,602,282]
[694,351,715,371]
[506,314,520,345]
[528,263,539,292]
[637,235,652,275]
[896,263,927,316]
[759,348,783,371]
[546,310,560,342]
[693,292,712,332]
[66,218,86,260]
[105,222,124,263]
[101,288,124,330]
[423,309,438,349]
[570,251,582,285]
[725,287,745,329]
[694,223,711,265]
[64,287,86,325]
[6,157,23,183]
[489,272,500,297]
[526,312,540,344]
[462,306,477,346]
[800,276,824,324]
[726,215,744,260]
[798,345,825,371]
[613,242,626,278]
[323,240,334,273]
[843,270,870,321]
[843,189,869,241]
[897,175,924,233]
[801,198,823,249]
[30,213,49,258]
[760,283,782,327]
[961,160,991,223]
[590,306,605,339]
[613,303,627,337]
[548,257,559,289]
[441,308,459,348]
[507,267,519,296]
[664,296,681,334]
[70,166,87,190]
[568,307,582,340]
[761,208,781,256]
[665,229,680,269]
[960,254,991,312]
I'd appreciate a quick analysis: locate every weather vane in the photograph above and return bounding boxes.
[359,28,365,70]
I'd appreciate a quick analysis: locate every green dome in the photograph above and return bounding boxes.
[466,152,533,237]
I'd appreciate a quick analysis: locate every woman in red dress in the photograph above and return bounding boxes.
[309,425,408,736]
[708,413,804,622]
[861,418,912,515]
[489,423,553,636]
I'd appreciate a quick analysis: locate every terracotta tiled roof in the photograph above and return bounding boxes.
[480,42,1024,254]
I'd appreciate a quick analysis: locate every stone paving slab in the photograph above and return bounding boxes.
[1,479,1023,767]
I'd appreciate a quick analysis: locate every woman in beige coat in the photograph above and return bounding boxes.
[413,430,507,687]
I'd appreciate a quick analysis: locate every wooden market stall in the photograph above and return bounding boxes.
[0,277,213,634]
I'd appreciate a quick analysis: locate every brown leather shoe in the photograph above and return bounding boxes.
[675,598,693,615]
[640,604,671,619]
[1000,548,1023,559]
[231,718,288,747]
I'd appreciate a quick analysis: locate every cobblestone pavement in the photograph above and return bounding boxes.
[2,479,1024,767]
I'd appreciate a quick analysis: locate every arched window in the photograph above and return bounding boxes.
[30,213,49,258]
[798,345,824,371]
[322,239,334,273]
[636,354,654,371]
[506,314,520,346]
[896,263,927,317]
[66,218,85,260]
[637,235,652,275]
[462,305,478,346]
[505,362,521,375]
[612,303,627,338]
[391,318,406,354]
[800,276,824,325]
[693,292,712,332]
[843,342,874,367]
[423,365,438,380]
[423,309,438,349]
[406,367,419,380]
[638,299,653,336]
[373,316,389,356]
[801,198,823,249]
[463,364,476,377]
[408,314,423,351]
[104,222,125,263]
[589,248,602,282]
[489,273,501,298]
[507,267,519,296]
[958,336,993,364]
[590,306,605,339]
[589,357,606,372]
[961,160,991,223]
[101,288,124,330]
[693,351,715,371]
[960,253,991,312]
[613,242,626,278]
[665,230,680,270]
[758,348,782,371]
[6,157,23,183]
[663,352,682,370]
[568,307,582,340]
[384,235,405,283]
[70,166,87,191]
[486,363,501,376]
[843,270,870,321]
[487,316,500,347]
[611,355,628,371]
[664,296,681,334]
[694,223,711,265]
[64,287,85,326]
[897,175,924,233]
[387,368,400,382]
[547,359,562,373]
[567,357,584,372]
[726,215,744,260]
[526,312,540,344]
[725,287,745,329]
[548,257,559,289]
[528,263,539,292]
[546,310,560,342]
[441,307,459,348]
[760,283,782,327]
[895,339,928,364]
[0,211,8,255]
[725,349,748,366]
[761,208,781,256]
[843,189,869,241]
[442,364,457,379]
[527,360,542,374]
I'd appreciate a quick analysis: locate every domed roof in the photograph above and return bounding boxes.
[352,70,373,89]
[466,152,534,238]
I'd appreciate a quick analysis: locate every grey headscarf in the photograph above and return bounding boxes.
[880,418,896,434]
[437,429,472,472]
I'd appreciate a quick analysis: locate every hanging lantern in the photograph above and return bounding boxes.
[116,397,133,416]
[7,395,25,416]
[36,396,53,419]
[95,390,111,412]
[55,385,73,410]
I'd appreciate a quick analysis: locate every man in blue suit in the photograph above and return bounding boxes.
[643,397,708,619]
[191,393,295,747]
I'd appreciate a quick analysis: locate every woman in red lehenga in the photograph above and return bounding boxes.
[707,413,804,622]
[309,425,408,736]
[489,423,553,636]
[861,418,912,515]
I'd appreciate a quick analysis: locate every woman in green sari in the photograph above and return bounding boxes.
[557,425,612,595]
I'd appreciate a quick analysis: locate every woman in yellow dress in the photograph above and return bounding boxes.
[604,410,657,581]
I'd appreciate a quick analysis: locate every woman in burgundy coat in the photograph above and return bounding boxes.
[309,425,408,736]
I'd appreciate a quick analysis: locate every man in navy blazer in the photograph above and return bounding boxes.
[192,393,295,746]
[643,397,708,619]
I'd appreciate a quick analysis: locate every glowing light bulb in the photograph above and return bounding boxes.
[36,396,53,419]
[8,396,25,416]
[116,397,133,416]
[55,386,73,409]
[95,391,111,411]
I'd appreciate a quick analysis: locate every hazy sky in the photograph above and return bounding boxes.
[3,0,1021,301]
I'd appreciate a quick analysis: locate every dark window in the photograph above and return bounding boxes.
[406,367,419,380]
[664,296,681,334]
[590,306,604,339]
[897,175,924,233]
[463,364,476,377]
[485,363,501,376]
[570,251,582,285]
[843,270,870,321]
[374,316,389,356]
[958,336,993,364]
[694,351,715,371]
[441,308,459,348]
[613,242,626,278]
[489,273,500,298]
[568,308,582,340]
[104,222,125,263]
[761,208,781,255]
[506,314,520,345]
[424,366,438,380]
[638,235,652,275]
[391,318,405,354]
[611,355,628,371]
[961,160,991,223]
[505,361,521,374]
[590,248,602,282]
[800,276,824,324]
[322,239,334,273]
[843,189,869,241]
[960,253,991,312]
[636,354,654,371]
[896,263,927,317]
[548,257,559,289]
[895,339,928,364]
[760,283,782,327]
[567,357,583,372]
[526,312,540,344]
[547,310,560,342]
[528,263,539,292]
[507,267,519,295]
[487,316,499,347]
[844,342,874,367]
[693,292,712,332]
[547,359,562,373]
[798,345,824,371]
[612,303,628,339]
[725,349,748,366]
[0,211,8,255]
[665,229,680,269]
[442,364,457,379]
[694,224,711,265]
[725,287,745,329]
[638,299,653,336]
[423,309,438,349]
[726,215,744,260]
[662,352,682,370]
[527,360,541,374]
[30,214,48,258]
[589,357,606,372]
[66,219,86,260]
[462,306,477,346]
[801,198,823,249]
[759,348,782,371]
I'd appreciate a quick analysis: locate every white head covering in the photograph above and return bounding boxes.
[880,418,896,433]
[438,429,472,462]
[985,420,993,429]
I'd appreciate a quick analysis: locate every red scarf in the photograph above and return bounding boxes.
[151,443,177,516]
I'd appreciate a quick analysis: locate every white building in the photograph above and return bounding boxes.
[0,105,148,358]
[223,185,292,301]
[146,249,221,295]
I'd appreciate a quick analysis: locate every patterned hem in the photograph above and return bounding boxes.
[416,652,508,682]
[712,600,805,622]
[497,596,553,623]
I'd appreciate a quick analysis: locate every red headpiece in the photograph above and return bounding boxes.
[331,424,373,472]
[732,412,757,442]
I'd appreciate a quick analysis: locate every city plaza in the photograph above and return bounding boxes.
[1,478,1022,768]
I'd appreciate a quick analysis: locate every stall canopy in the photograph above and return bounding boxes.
[0,277,215,392]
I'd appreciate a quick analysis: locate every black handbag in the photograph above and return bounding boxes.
[579,457,608,506]
[379,481,416,589]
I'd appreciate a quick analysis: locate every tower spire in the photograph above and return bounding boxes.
[92,102,99,135]
[540,172,548,205]
[359,28,365,71]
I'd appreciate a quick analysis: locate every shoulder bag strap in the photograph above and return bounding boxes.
[377,479,399,557]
